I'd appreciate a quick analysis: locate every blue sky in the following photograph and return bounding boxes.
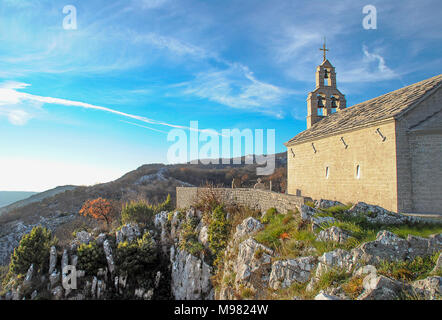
[0,0,441,191]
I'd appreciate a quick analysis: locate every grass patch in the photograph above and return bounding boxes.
[377,252,440,281]
[342,275,364,299]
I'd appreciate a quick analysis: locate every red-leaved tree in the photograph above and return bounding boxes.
[79,197,115,228]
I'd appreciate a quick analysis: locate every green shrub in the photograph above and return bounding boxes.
[121,201,155,225]
[208,206,231,264]
[115,232,157,274]
[179,217,204,256]
[121,194,173,225]
[377,253,440,281]
[8,226,55,276]
[261,208,278,224]
[77,241,107,276]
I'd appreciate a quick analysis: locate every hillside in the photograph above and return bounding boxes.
[0,192,38,209]
[0,153,287,266]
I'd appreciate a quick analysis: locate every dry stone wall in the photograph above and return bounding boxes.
[176,187,307,214]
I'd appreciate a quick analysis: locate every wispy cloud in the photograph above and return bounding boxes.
[0,81,223,134]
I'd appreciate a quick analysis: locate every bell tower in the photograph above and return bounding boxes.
[306,39,346,129]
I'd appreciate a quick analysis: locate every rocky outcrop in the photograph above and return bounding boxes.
[411,276,441,299]
[314,199,344,209]
[170,246,213,300]
[358,273,406,300]
[116,223,141,243]
[269,256,316,290]
[316,226,351,244]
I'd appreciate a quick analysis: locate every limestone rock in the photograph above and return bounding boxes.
[316,249,355,277]
[75,231,92,244]
[235,239,273,284]
[314,291,341,300]
[22,264,34,290]
[269,256,316,290]
[234,217,264,242]
[198,225,209,247]
[49,246,57,274]
[316,226,351,244]
[116,223,141,243]
[103,239,115,274]
[314,199,344,209]
[170,246,213,300]
[96,233,107,246]
[407,235,431,260]
[299,205,317,221]
[349,202,407,225]
[353,230,408,264]
[51,286,64,300]
[358,273,404,300]
[411,276,441,299]
[49,271,60,289]
[354,265,377,277]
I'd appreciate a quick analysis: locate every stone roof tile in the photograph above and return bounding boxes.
[286,74,442,146]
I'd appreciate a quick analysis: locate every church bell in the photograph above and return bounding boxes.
[324,69,329,79]
[317,96,324,107]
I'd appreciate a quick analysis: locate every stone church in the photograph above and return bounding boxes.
[285,49,442,214]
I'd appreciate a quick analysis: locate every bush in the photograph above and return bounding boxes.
[8,226,55,276]
[77,241,107,276]
[121,201,155,225]
[208,206,231,264]
[179,217,204,256]
[115,232,157,274]
[121,194,173,225]
[260,208,278,224]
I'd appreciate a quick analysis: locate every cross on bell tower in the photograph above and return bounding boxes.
[306,39,347,129]
[319,38,329,62]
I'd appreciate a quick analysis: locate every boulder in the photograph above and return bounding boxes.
[316,249,355,277]
[349,202,407,225]
[234,217,264,242]
[22,264,34,290]
[96,233,107,246]
[353,230,408,264]
[235,239,273,284]
[51,286,64,300]
[358,273,405,300]
[75,231,92,245]
[407,235,431,260]
[314,199,344,209]
[299,205,317,221]
[316,226,351,244]
[411,276,441,299]
[314,291,341,300]
[269,256,316,290]
[116,223,141,243]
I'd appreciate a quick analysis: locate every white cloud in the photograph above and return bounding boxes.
[7,109,32,125]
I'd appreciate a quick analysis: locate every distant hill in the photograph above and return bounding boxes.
[0,186,77,217]
[0,191,38,208]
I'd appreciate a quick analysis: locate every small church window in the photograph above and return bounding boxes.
[356,165,361,179]
[325,166,329,179]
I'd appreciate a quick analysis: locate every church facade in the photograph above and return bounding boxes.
[285,55,442,214]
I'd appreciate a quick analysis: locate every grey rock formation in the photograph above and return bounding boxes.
[269,256,316,290]
[411,276,441,299]
[316,226,351,244]
[49,246,57,274]
[358,273,405,300]
[75,231,92,245]
[170,246,213,300]
[116,223,141,243]
[103,239,115,274]
[314,291,342,300]
[314,199,344,209]
[316,249,355,277]
[233,217,264,243]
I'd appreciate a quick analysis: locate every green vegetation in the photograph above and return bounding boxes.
[121,194,173,225]
[208,206,231,266]
[377,252,441,281]
[179,216,205,256]
[8,226,55,276]
[260,208,278,224]
[77,241,107,275]
[341,275,364,299]
[115,232,157,274]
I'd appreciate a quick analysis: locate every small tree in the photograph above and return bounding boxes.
[208,206,230,265]
[79,197,115,228]
[9,226,55,275]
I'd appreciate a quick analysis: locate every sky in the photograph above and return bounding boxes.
[0,0,441,191]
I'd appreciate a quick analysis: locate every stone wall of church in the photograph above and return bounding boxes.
[395,87,442,213]
[176,187,307,213]
[287,121,399,212]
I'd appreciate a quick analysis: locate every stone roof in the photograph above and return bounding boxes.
[286,74,442,146]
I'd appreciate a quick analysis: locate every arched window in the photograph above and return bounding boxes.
[356,165,361,179]
[325,166,329,179]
